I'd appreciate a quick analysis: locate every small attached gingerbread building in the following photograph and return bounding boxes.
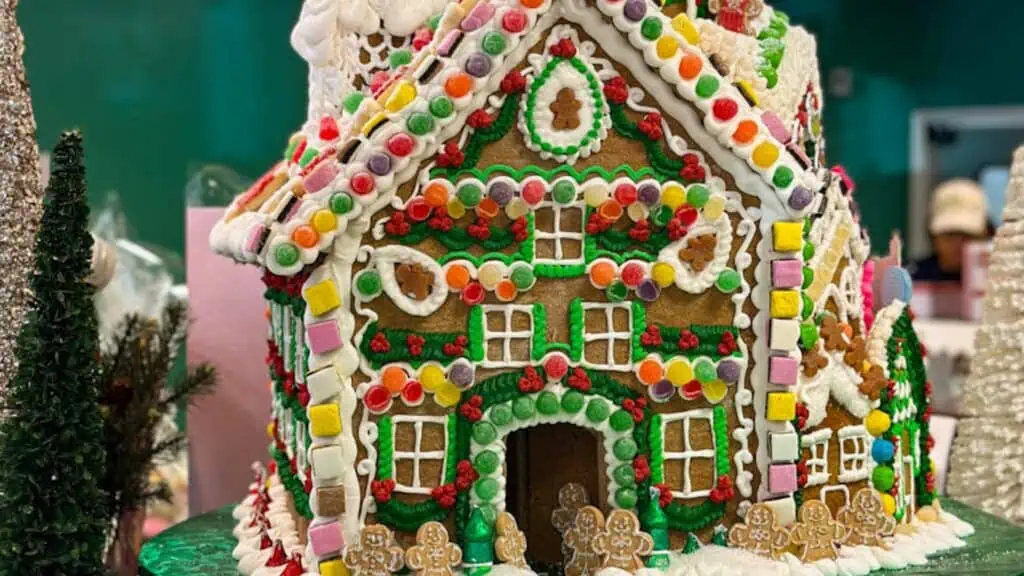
[214,0,938,572]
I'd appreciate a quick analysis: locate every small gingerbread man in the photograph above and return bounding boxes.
[837,489,896,548]
[405,521,462,576]
[728,503,791,560]
[593,509,653,572]
[494,512,528,569]
[679,233,718,272]
[343,524,405,576]
[790,500,847,562]
[551,483,589,564]
[563,506,605,576]
[396,263,435,301]
[820,316,849,352]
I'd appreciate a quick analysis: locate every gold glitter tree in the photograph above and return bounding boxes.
[0,0,44,395]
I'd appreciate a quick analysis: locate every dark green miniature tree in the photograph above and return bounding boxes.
[0,131,109,576]
[463,507,494,575]
[642,496,670,568]
[683,532,702,554]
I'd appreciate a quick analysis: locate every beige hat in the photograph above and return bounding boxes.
[930,179,987,235]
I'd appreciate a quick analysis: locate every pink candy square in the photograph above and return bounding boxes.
[769,464,797,494]
[307,320,343,355]
[772,259,802,288]
[309,521,345,556]
[769,355,798,386]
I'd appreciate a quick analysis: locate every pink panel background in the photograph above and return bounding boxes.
[187,208,269,514]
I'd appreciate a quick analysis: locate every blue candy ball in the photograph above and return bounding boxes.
[881,266,913,306]
[872,438,895,464]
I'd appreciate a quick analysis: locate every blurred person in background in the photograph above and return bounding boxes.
[909,179,989,283]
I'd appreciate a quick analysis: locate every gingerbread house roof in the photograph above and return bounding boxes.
[211,0,826,275]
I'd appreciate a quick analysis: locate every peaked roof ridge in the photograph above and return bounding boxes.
[212,0,822,276]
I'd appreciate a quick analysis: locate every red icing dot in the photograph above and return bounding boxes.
[682,379,702,401]
[544,354,569,380]
[621,262,645,287]
[461,281,486,305]
[522,179,545,205]
[406,198,433,222]
[365,385,392,413]
[502,9,528,33]
[387,133,414,157]
[614,183,638,206]
[350,172,375,195]
[402,380,424,405]
[712,98,739,122]
[678,206,699,226]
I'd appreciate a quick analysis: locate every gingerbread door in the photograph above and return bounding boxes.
[505,423,603,564]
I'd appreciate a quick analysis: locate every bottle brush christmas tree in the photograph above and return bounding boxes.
[0,131,109,575]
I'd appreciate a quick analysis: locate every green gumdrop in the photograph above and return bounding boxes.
[614,463,635,487]
[686,184,711,208]
[274,243,300,267]
[802,267,814,289]
[536,391,559,415]
[609,410,634,432]
[355,270,382,297]
[586,398,610,423]
[802,242,816,261]
[458,184,483,207]
[773,166,795,188]
[613,438,638,460]
[716,269,741,293]
[561,390,585,413]
[342,92,365,114]
[474,450,500,475]
[429,96,454,118]
[407,112,434,135]
[489,404,513,427]
[552,181,576,205]
[510,265,535,290]
[329,192,354,215]
[512,396,536,420]
[800,323,819,349]
[872,465,895,492]
[474,477,500,501]
[389,49,412,69]
[615,487,638,508]
[473,421,498,445]
[694,360,717,383]
[481,31,507,56]
[695,75,719,99]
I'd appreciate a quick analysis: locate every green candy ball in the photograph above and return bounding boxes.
[586,398,610,423]
[512,396,536,420]
[613,438,638,461]
[609,410,634,432]
[474,450,500,475]
[489,404,513,427]
[474,477,500,501]
[872,465,895,492]
[615,487,638,508]
[536,391,559,415]
[614,464,636,487]
[473,422,498,445]
[561,390,585,413]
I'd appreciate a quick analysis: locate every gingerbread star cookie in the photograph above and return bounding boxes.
[343,524,405,576]
[837,488,896,548]
[593,509,653,572]
[790,500,847,562]
[494,512,529,569]
[728,503,791,560]
[405,521,462,576]
[563,506,605,576]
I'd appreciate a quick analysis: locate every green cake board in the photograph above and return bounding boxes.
[138,500,1024,575]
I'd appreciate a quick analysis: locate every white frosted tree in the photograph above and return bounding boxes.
[947,146,1024,522]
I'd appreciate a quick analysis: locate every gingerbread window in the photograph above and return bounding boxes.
[660,408,717,499]
[481,305,534,367]
[801,428,832,487]
[581,302,633,371]
[837,425,870,483]
[390,415,449,495]
[533,181,584,265]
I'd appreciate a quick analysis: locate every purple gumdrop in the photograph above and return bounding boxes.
[649,379,675,403]
[488,181,515,206]
[449,360,475,389]
[636,279,660,302]
[624,0,647,21]
[465,53,491,78]
[367,153,392,176]
[717,360,740,384]
[788,186,812,210]
[637,183,660,206]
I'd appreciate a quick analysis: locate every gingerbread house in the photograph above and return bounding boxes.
[214,0,937,572]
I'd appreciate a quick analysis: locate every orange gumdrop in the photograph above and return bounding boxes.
[638,359,664,386]
[589,261,616,288]
[424,183,449,207]
[733,120,758,145]
[381,366,407,394]
[445,265,471,291]
[476,197,500,219]
[598,200,623,222]
[495,279,517,302]
[678,53,702,80]
[445,73,473,98]
[292,225,319,248]
[520,0,544,8]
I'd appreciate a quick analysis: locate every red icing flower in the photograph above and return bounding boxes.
[567,368,592,392]
[637,113,663,141]
[708,475,734,503]
[678,329,699,351]
[655,483,673,508]
[603,76,629,105]
[679,153,707,182]
[500,70,527,94]
[794,402,809,431]
[796,462,808,487]
[926,434,935,452]
[633,455,651,483]
[923,405,932,422]
[666,218,688,241]
[297,384,310,407]
[282,374,295,396]
[717,332,738,356]
[628,220,651,242]
[549,38,577,58]
[622,397,647,422]
[431,484,458,508]
[460,395,484,422]
[919,342,928,357]
[436,141,465,168]
[371,479,395,503]
[369,332,391,353]
[442,339,466,357]
[468,109,494,130]
[511,217,529,242]
[585,211,613,235]
[406,334,426,357]
[518,367,544,393]
[384,212,412,236]
[640,325,662,347]
[412,27,434,51]
[467,218,492,240]
[428,206,454,232]
[924,380,933,396]
[454,459,480,491]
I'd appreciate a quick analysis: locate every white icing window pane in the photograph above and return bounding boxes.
[581,303,632,371]
[661,410,716,499]
[534,200,585,264]
[482,305,533,367]
[391,416,448,495]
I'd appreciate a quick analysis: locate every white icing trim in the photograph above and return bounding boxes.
[801,428,831,487]
[389,414,449,495]
[661,408,717,500]
[795,351,873,429]
[866,300,906,375]
[732,337,755,501]
[371,245,448,317]
[836,425,869,483]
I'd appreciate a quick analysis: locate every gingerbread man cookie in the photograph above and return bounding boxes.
[790,500,847,562]
[396,263,434,301]
[551,483,589,564]
[728,503,791,560]
[405,521,462,576]
[343,524,405,576]
[837,489,896,548]
[563,506,605,576]
[494,512,528,568]
[593,509,653,572]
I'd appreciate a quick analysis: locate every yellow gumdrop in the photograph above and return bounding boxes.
[880,493,896,516]
[703,195,726,222]
[702,379,728,404]
[651,262,675,287]
[478,263,503,290]
[656,36,680,59]
[627,202,649,223]
[505,198,529,220]
[385,81,417,112]
[311,209,338,233]
[865,409,891,436]
[584,186,609,208]
[752,142,780,169]
[671,14,701,45]
[446,198,467,219]
[666,359,693,387]
[434,381,462,407]
[661,184,686,210]
[420,364,446,392]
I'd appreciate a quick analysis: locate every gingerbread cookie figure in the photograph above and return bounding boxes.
[727,503,791,560]
[837,489,896,548]
[343,524,405,576]
[593,509,653,572]
[790,500,847,562]
[494,512,529,568]
[563,506,605,576]
[551,483,589,564]
[405,521,462,576]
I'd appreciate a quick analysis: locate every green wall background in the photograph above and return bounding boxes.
[20,0,1023,262]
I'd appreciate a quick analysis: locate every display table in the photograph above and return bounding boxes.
[139,501,1024,575]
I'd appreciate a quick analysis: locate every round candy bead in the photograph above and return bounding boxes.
[445,73,473,98]
[773,166,795,187]
[420,364,446,391]
[651,262,675,287]
[686,184,711,208]
[509,264,535,290]
[355,270,382,297]
[478,263,503,290]
[342,92,365,114]
[536,391,559,415]
[584,186,609,207]
[424,182,449,207]
[656,36,679,59]
[665,359,693,386]
[475,450,500,474]
[614,183,638,206]
[445,265,471,291]
[519,0,543,8]
[561,390,584,413]
[880,493,896,516]
[458,183,483,207]
[627,202,648,223]
[465,53,491,77]
[521,179,545,205]
[495,279,517,302]
[513,396,536,420]
[609,410,634,432]
[598,200,623,222]
[589,260,617,288]
[367,153,392,176]
[488,181,515,206]
[636,279,660,302]
[637,359,664,386]
[447,198,467,219]
[615,488,638,509]
[694,360,717,383]
[275,243,300,266]
[613,438,638,460]
[717,360,740,383]
[490,404,513,426]
[695,75,719,98]
[712,98,738,121]
[386,133,414,157]
[448,359,475,389]
[702,379,727,403]
[293,225,319,248]
[752,142,780,168]
[733,120,758,144]
[614,463,635,486]
[637,183,660,206]
[586,398,609,423]
[681,379,702,401]
[429,96,454,118]
[649,379,675,403]
[661,184,686,209]
[552,180,576,204]
[620,262,646,288]
[865,409,891,436]
[481,31,507,56]
[475,477,499,500]
[640,16,662,40]
[405,199,431,222]
[502,9,527,33]
[544,353,569,381]
[382,366,407,394]
[871,438,895,464]
[872,465,895,492]
[678,53,702,80]
[402,380,424,405]
[329,192,354,215]
[716,269,741,293]
[505,197,529,220]
[476,197,500,219]
[407,112,435,135]
[623,0,646,21]
[473,421,498,445]
[364,385,392,413]
[461,281,486,305]
[703,195,726,221]
[606,280,628,302]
